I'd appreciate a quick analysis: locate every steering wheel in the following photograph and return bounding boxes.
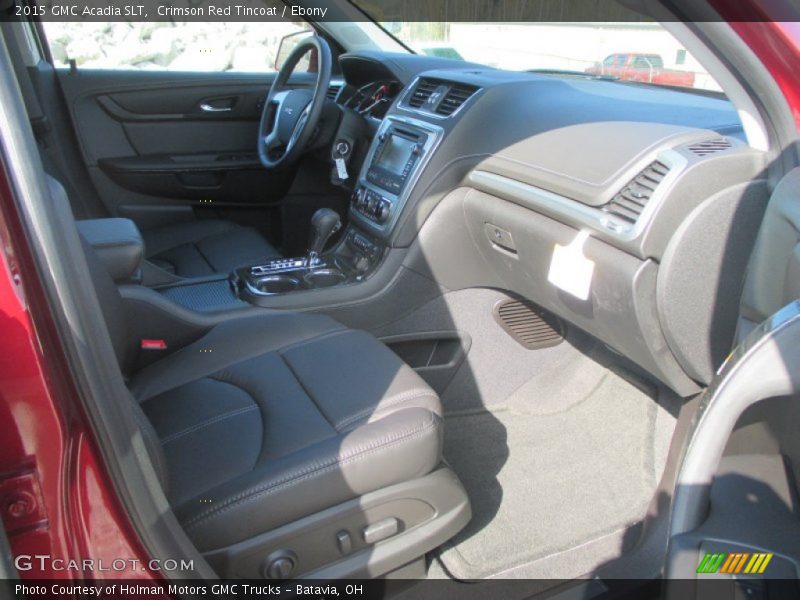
[258,35,332,170]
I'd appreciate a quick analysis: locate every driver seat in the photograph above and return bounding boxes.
[38,157,281,279]
[142,219,281,278]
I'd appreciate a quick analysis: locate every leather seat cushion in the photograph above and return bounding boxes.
[142,219,280,277]
[131,313,443,551]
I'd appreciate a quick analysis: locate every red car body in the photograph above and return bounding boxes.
[0,169,154,580]
[585,53,697,87]
[0,11,799,586]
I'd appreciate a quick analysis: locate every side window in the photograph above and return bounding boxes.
[41,21,312,73]
[602,55,617,67]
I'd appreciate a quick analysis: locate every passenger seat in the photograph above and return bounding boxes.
[57,175,471,579]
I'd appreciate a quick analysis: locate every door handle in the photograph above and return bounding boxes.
[200,103,233,113]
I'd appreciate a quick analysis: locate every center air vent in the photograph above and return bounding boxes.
[407,78,479,115]
[435,83,480,116]
[494,299,565,350]
[602,160,670,225]
[687,138,732,156]
[408,78,439,108]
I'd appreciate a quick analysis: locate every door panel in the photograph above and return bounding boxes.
[55,69,317,228]
[120,121,260,155]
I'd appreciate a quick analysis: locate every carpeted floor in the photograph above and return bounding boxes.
[436,364,669,580]
[372,289,680,581]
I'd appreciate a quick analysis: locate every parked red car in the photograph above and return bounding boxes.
[586,53,696,87]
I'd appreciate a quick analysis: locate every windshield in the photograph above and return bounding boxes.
[349,13,721,92]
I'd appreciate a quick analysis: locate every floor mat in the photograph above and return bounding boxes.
[437,369,662,580]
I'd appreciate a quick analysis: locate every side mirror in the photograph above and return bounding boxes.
[275,30,314,71]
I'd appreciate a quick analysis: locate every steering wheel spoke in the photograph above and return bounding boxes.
[263,131,282,152]
[287,104,312,151]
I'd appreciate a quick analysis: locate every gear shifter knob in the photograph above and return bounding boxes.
[308,208,341,266]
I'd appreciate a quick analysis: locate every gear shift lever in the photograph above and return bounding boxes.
[307,208,341,267]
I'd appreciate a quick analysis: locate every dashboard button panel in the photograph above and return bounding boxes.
[350,115,444,237]
[352,187,392,224]
[347,229,381,258]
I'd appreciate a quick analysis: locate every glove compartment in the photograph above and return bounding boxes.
[461,188,698,396]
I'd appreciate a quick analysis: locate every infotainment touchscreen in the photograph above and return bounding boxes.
[366,127,427,194]
[374,135,416,174]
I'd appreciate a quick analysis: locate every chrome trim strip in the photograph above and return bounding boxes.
[467,149,689,243]
[199,103,231,113]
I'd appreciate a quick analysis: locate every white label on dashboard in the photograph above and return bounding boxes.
[335,157,348,181]
[547,230,594,301]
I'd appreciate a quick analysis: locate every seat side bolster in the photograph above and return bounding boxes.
[336,389,442,433]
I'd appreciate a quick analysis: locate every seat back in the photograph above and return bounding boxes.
[45,175,169,489]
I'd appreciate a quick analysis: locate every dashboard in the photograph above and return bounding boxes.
[330,51,767,398]
[333,53,752,252]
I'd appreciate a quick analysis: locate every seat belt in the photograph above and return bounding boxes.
[3,23,98,219]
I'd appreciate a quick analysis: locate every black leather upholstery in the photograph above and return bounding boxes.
[74,207,444,553]
[142,219,280,278]
[76,218,144,284]
[131,315,442,551]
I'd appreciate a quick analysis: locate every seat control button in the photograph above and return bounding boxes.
[336,530,352,555]
[362,517,399,544]
[262,550,296,580]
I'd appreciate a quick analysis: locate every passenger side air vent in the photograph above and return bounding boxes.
[435,83,480,116]
[326,83,343,100]
[602,160,670,225]
[494,299,565,350]
[687,137,732,157]
[408,78,439,108]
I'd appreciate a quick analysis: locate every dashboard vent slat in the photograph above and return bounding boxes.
[494,300,565,350]
[406,78,480,115]
[613,196,648,213]
[688,138,732,157]
[408,79,439,108]
[326,83,342,100]
[602,160,670,225]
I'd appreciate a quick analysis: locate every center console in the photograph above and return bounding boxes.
[231,212,385,306]
[351,115,443,236]
[228,115,442,307]
[231,228,381,299]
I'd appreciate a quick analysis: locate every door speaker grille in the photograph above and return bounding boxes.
[494,299,565,349]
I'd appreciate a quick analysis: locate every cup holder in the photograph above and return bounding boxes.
[304,268,346,288]
[253,275,301,295]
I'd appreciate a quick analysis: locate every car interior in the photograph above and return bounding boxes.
[1,8,799,597]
